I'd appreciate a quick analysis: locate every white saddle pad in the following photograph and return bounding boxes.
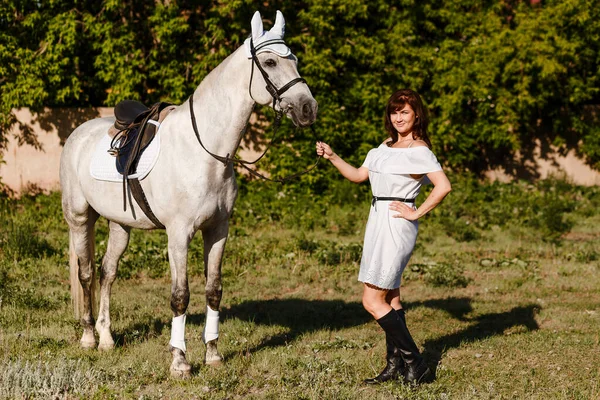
[90,131,161,182]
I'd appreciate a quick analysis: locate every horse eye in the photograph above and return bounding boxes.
[264,58,277,67]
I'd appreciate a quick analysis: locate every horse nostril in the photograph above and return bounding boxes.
[302,103,312,118]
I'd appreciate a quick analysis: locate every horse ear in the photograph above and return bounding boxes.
[251,11,264,41]
[270,10,285,38]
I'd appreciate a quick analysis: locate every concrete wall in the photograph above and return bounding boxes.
[0,107,262,195]
[1,108,599,195]
[1,108,114,195]
[485,144,600,186]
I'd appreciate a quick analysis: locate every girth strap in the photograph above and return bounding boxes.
[129,178,165,229]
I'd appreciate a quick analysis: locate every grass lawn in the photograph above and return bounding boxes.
[1,181,599,399]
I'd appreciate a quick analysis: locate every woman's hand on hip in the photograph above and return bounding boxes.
[316,141,335,160]
[389,201,419,221]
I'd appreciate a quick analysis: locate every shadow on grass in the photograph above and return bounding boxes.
[222,297,540,368]
[112,318,169,348]
[110,299,369,357]
[199,299,371,359]
[111,296,540,376]
[408,298,540,378]
[420,303,540,352]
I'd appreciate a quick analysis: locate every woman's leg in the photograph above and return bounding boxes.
[362,284,406,384]
[362,283,393,319]
[362,284,430,384]
[375,307,432,385]
[386,288,402,311]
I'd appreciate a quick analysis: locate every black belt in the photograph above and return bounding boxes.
[371,196,416,207]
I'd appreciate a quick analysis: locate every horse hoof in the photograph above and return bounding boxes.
[80,340,96,349]
[170,363,192,379]
[98,342,115,351]
[80,330,96,349]
[205,357,223,367]
[205,340,223,366]
[170,347,192,379]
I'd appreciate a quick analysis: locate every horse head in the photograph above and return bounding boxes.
[245,11,318,127]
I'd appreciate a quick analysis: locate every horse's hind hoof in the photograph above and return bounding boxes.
[205,339,223,366]
[80,331,97,349]
[98,342,115,351]
[80,340,97,349]
[205,357,223,367]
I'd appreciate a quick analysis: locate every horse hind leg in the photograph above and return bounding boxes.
[67,209,99,349]
[96,221,130,351]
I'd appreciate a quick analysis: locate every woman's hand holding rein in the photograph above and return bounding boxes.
[315,141,334,160]
[315,141,369,183]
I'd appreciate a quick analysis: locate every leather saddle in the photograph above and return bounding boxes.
[110,100,173,175]
[108,100,175,228]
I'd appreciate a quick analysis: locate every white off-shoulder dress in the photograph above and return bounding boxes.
[358,143,442,289]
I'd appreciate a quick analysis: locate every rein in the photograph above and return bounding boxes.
[188,38,321,183]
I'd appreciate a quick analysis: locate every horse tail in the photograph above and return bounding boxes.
[69,227,97,320]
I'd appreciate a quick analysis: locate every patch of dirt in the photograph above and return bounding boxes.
[562,231,600,241]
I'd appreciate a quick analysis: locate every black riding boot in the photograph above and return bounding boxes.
[376,309,432,385]
[363,335,404,384]
[364,309,407,384]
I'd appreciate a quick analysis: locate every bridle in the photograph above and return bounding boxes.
[247,38,307,110]
[188,38,320,182]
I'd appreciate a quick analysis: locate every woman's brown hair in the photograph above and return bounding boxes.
[384,89,432,148]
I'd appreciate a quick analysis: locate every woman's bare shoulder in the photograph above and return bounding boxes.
[411,140,429,148]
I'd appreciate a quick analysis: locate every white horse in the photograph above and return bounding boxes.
[60,10,317,377]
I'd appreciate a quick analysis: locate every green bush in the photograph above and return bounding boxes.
[428,174,579,243]
[4,1,600,176]
[295,235,362,266]
[0,264,64,310]
[114,232,169,279]
[0,198,57,261]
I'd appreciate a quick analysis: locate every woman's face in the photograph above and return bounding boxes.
[390,104,416,135]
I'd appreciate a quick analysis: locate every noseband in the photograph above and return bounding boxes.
[188,39,320,182]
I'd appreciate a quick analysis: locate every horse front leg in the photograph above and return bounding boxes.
[167,227,193,378]
[202,221,228,366]
[96,221,130,350]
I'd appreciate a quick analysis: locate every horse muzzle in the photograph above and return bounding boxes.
[282,95,318,127]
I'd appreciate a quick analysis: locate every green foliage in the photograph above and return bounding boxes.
[430,173,578,243]
[2,0,600,179]
[296,235,362,266]
[0,197,57,261]
[0,266,14,306]
[0,263,65,310]
[112,232,169,279]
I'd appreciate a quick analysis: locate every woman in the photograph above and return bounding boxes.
[316,89,451,385]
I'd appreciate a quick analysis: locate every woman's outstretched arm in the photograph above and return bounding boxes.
[316,141,369,183]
